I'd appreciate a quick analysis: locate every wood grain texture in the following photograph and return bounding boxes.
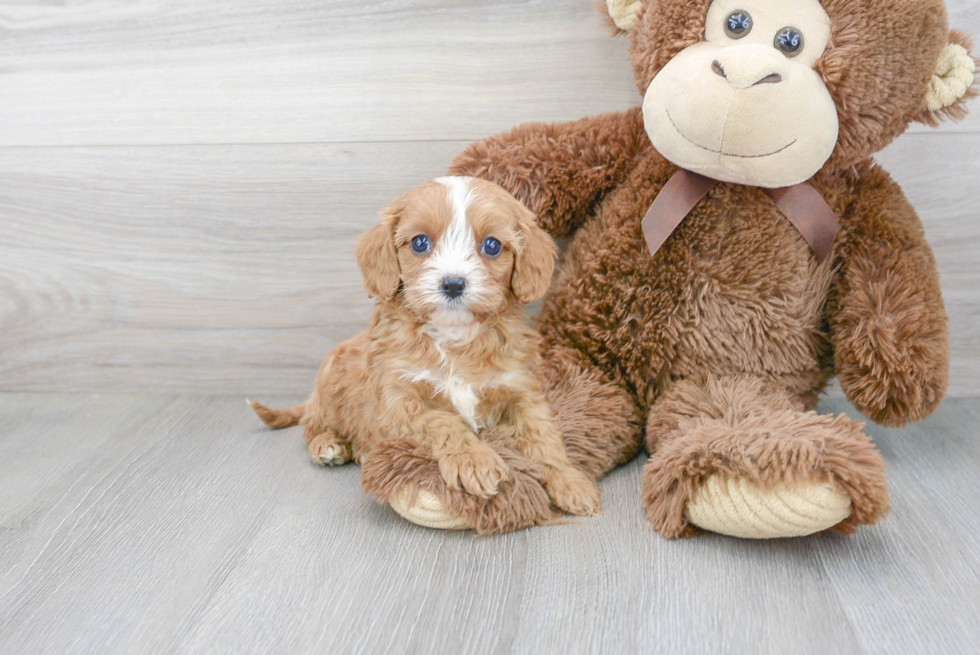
[0,0,642,147]
[1,393,978,654]
[1,0,979,396]
[0,0,975,147]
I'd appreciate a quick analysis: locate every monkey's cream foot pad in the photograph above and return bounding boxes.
[685,475,851,539]
[388,488,469,530]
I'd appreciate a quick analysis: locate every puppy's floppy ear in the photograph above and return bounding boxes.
[355,201,402,301]
[511,202,558,304]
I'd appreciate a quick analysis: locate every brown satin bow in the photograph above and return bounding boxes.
[641,169,839,263]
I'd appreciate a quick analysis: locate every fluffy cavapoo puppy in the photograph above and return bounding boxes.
[251,176,600,520]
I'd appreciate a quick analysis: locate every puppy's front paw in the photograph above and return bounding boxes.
[309,433,352,466]
[544,467,601,516]
[437,443,509,498]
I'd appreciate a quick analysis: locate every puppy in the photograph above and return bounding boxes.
[250,176,600,515]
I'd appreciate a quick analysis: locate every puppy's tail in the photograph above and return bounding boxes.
[248,400,306,429]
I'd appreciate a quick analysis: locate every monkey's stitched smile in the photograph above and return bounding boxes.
[666,109,797,159]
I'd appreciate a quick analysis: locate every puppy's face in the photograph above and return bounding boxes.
[356,177,556,323]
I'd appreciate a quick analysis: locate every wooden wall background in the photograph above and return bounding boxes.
[1,0,978,396]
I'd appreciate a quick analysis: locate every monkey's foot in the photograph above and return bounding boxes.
[642,376,890,539]
[685,475,851,539]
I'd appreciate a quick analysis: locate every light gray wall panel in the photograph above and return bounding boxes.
[1,0,978,395]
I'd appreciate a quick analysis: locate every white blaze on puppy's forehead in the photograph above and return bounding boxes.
[416,176,487,314]
[435,176,473,221]
[434,176,476,260]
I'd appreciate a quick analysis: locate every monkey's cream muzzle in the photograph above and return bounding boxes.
[643,41,839,188]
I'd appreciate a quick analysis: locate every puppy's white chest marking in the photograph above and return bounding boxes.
[403,367,483,433]
[441,372,481,433]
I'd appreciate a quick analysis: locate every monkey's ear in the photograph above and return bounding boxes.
[600,0,643,34]
[355,203,402,301]
[511,205,558,305]
[917,30,977,126]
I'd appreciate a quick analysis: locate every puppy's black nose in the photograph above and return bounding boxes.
[441,276,466,299]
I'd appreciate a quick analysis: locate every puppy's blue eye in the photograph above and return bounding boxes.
[410,234,430,254]
[481,237,501,257]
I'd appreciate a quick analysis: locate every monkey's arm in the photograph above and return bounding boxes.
[448,108,644,238]
[828,166,949,427]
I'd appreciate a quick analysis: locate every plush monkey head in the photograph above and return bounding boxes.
[605,0,976,188]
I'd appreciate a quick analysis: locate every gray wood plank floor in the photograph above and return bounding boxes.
[1,394,978,654]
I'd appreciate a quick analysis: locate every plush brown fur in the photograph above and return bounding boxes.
[640,375,888,538]
[360,431,563,535]
[441,0,970,537]
[252,178,601,529]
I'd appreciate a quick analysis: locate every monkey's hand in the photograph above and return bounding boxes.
[831,176,948,427]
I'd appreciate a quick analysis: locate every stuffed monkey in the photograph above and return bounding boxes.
[367,0,976,538]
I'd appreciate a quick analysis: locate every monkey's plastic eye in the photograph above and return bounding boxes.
[774,27,804,57]
[410,234,430,254]
[724,11,752,39]
[481,237,502,257]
